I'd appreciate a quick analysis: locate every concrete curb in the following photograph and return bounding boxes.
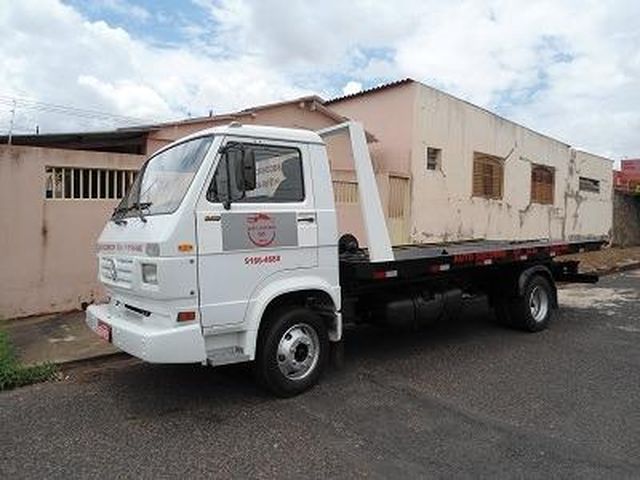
[56,351,131,371]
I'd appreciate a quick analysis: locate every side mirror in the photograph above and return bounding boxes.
[236,148,256,192]
[210,144,257,210]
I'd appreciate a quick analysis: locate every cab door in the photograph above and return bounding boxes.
[195,137,318,331]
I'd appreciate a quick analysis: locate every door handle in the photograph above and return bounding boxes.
[204,214,221,222]
[297,216,315,224]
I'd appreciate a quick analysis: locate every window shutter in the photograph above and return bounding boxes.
[473,153,504,199]
[531,165,554,204]
[473,157,484,197]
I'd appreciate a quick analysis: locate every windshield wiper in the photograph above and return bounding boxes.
[132,201,152,223]
[111,202,152,223]
[112,205,130,225]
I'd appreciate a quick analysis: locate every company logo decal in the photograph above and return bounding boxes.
[246,213,276,247]
[221,212,297,251]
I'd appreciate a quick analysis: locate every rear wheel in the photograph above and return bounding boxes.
[507,275,554,332]
[255,306,329,397]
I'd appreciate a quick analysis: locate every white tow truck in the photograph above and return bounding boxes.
[87,121,602,396]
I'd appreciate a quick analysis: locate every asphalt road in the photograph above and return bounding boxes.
[2,270,639,479]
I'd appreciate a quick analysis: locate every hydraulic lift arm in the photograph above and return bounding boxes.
[317,121,394,263]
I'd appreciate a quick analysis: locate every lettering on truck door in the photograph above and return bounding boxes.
[195,139,318,331]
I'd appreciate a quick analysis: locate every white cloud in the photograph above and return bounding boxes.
[342,81,363,96]
[0,0,307,133]
[77,75,172,120]
[200,0,640,160]
[0,0,638,160]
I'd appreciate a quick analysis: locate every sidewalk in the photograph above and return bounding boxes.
[3,246,640,368]
[3,310,119,367]
[558,245,640,275]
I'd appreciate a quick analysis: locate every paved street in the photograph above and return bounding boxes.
[1,271,639,479]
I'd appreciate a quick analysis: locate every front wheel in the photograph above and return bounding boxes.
[254,307,329,397]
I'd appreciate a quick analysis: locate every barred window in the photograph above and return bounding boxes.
[472,153,504,199]
[426,147,441,171]
[579,176,600,193]
[531,165,555,204]
[45,167,137,200]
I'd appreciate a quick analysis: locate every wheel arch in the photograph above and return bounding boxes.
[518,264,557,308]
[244,276,341,360]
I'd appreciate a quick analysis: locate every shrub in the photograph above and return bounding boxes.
[0,330,57,391]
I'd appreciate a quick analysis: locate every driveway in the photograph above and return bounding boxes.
[1,271,639,478]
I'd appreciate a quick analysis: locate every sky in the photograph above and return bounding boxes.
[0,0,639,161]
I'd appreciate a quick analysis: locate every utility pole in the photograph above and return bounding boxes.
[8,99,16,145]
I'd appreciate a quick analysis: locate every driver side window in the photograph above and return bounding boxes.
[208,143,304,203]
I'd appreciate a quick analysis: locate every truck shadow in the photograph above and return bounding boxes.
[342,297,511,363]
[90,297,522,416]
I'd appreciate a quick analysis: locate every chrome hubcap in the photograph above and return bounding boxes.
[529,286,549,322]
[277,323,320,381]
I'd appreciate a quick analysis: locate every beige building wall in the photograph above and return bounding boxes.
[330,81,612,243]
[565,150,613,239]
[0,145,144,319]
[410,84,612,242]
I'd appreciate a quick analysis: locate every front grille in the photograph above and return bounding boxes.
[100,257,134,288]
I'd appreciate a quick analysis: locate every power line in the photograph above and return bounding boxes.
[0,94,158,125]
[0,99,143,125]
[0,95,151,122]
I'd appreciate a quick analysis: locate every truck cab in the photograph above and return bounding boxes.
[87,124,347,396]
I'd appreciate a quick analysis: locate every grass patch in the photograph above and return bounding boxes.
[0,329,57,391]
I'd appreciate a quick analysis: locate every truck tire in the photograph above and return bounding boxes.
[255,307,329,397]
[508,274,554,332]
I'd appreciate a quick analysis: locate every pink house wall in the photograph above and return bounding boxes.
[0,145,144,319]
[327,82,417,177]
[147,101,345,154]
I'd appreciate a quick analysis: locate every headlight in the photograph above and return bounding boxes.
[141,263,158,284]
[145,243,160,257]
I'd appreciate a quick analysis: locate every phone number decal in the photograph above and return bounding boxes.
[244,255,281,265]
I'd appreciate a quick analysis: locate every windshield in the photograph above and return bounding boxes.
[115,135,213,219]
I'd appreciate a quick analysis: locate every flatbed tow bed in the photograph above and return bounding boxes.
[340,238,604,285]
[338,236,604,335]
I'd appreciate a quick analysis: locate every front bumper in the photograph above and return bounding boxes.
[86,304,206,363]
